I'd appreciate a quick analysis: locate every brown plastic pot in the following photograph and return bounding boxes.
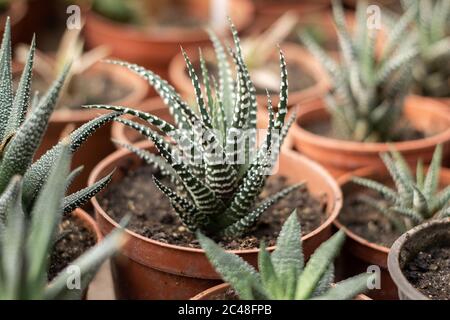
[169,42,330,108]
[0,0,27,44]
[191,283,372,300]
[89,141,342,300]
[70,208,103,299]
[84,0,254,79]
[34,62,148,193]
[253,1,329,24]
[291,96,450,178]
[111,97,172,148]
[388,218,450,300]
[334,165,450,300]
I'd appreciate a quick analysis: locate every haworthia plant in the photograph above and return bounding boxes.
[300,0,418,142]
[401,0,450,97]
[352,145,450,233]
[87,22,300,239]
[0,143,125,300]
[0,19,119,213]
[198,212,373,300]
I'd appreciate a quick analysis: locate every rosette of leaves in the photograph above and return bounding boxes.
[352,145,450,233]
[198,212,373,300]
[300,0,418,142]
[87,22,300,238]
[0,19,120,214]
[0,143,125,300]
[401,0,450,97]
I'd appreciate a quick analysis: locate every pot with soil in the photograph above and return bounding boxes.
[169,42,329,108]
[49,208,102,299]
[292,97,450,178]
[191,283,372,300]
[335,157,450,300]
[84,0,254,79]
[89,141,342,299]
[12,61,149,192]
[111,97,172,148]
[388,218,450,300]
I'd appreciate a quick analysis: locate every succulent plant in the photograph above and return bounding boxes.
[352,145,450,233]
[401,0,450,97]
[0,19,119,214]
[0,143,125,300]
[198,212,373,300]
[300,0,418,142]
[87,23,300,239]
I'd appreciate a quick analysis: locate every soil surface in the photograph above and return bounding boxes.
[209,287,239,300]
[304,117,426,143]
[48,214,96,280]
[99,164,327,250]
[404,246,450,300]
[339,191,403,247]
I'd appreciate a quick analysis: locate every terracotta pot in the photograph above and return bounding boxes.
[388,218,450,300]
[111,97,172,148]
[71,208,103,299]
[35,62,148,193]
[169,42,330,108]
[84,0,254,79]
[89,141,342,300]
[191,283,371,300]
[0,0,27,44]
[253,1,329,24]
[334,165,450,300]
[291,96,450,178]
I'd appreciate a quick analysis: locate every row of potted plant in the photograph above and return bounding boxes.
[0,0,449,300]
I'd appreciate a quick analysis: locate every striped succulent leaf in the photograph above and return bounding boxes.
[352,145,449,232]
[87,23,298,238]
[403,0,450,97]
[300,0,418,142]
[199,212,373,300]
[0,20,119,214]
[0,144,125,300]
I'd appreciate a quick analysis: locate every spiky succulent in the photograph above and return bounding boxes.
[0,19,119,214]
[198,212,373,300]
[300,0,418,142]
[87,23,299,238]
[352,145,450,233]
[0,143,125,300]
[401,0,450,97]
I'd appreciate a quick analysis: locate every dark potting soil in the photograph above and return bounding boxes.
[47,214,96,281]
[404,246,450,300]
[304,117,426,143]
[339,192,403,248]
[209,287,239,300]
[99,165,327,250]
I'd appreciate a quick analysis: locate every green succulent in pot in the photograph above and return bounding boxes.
[87,23,301,239]
[0,143,125,300]
[0,18,119,213]
[352,145,450,233]
[300,0,418,142]
[400,0,450,98]
[198,212,373,300]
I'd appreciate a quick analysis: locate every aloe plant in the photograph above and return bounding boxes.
[0,143,125,300]
[352,145,450,233]
[87,23,300,239]
[401,0,450,97]
[0,19,119,213]
[300,0,418,142]
[198,212,373,300]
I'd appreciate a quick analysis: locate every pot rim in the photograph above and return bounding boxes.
[86,0,254,43]
[291,97,450,153]
[387,218,450,300]
[168,42,330,105]
[88,140,342,256]
[73,208,102,244]
[334,165,450,256]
